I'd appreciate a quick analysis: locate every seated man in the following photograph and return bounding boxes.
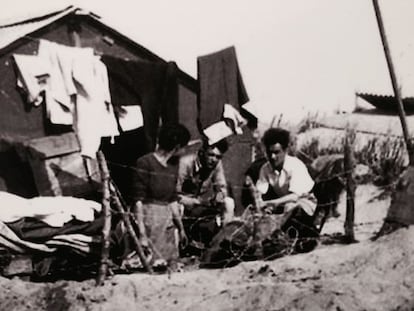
[177,137,235,247]
[256,128,317,238]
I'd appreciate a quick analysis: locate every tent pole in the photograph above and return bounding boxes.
[372,0,414,164]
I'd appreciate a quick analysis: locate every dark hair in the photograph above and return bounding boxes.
[201,136,229,154]
[158,123,190,151]
[261,127,290,149]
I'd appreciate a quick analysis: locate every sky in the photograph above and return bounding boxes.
[2,0,414,124]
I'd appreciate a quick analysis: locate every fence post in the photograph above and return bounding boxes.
[344,129,356,242]
[96,151,112,285]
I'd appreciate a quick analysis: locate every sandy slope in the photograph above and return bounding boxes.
[322,183,391,241]
[1,185,413,311]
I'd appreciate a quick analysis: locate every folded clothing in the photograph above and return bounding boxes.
[0,192,101,227]
[6,217,104,243]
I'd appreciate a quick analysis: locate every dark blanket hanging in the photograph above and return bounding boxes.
[100,56,179,204]
[101,56,179,153]
[197,46,249,130]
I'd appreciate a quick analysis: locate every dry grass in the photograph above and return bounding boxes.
[294,114,408,188]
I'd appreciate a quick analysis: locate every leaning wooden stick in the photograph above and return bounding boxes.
[109,181,153,274]
[372,0,413,163]
[97,151,112,285]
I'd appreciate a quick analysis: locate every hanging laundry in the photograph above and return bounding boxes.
[197,46,249,130]
[223,103,247,135]
[14,40,119,158]
[13,40,82,125]
[203,121,234,145]
[72,53,119,157]
[117,105,144,132]
[13,54,50,106]
[101,56,179,152]
[36,40,80,125]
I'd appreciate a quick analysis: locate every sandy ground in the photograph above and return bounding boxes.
[322,183,391,241]
[1,184,414,311]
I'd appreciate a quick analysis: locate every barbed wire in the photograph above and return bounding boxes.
[66,166,396,222]
[63,158,373,192]
[96,171,389,271]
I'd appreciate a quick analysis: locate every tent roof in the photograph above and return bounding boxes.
[0,6,258,126]
[0,5,197,90]
[0,6,76,50]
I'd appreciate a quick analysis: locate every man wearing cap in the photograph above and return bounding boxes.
[177,137,235,248]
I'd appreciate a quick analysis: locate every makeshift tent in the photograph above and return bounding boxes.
[0,6,198,199]
[0,7,258,215]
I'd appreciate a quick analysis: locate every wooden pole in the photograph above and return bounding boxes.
[344,129,356,242]
[269,115,277,128]
[372,0,414,237]
[96,151,112,285]
[372,0,414,164]
[277,114,283,127]
[109,182,153,274]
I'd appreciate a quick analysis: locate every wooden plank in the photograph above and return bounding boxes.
[29,151,100,197]
[25,132,80,159]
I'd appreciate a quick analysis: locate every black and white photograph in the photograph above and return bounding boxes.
[0,1,413,310]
